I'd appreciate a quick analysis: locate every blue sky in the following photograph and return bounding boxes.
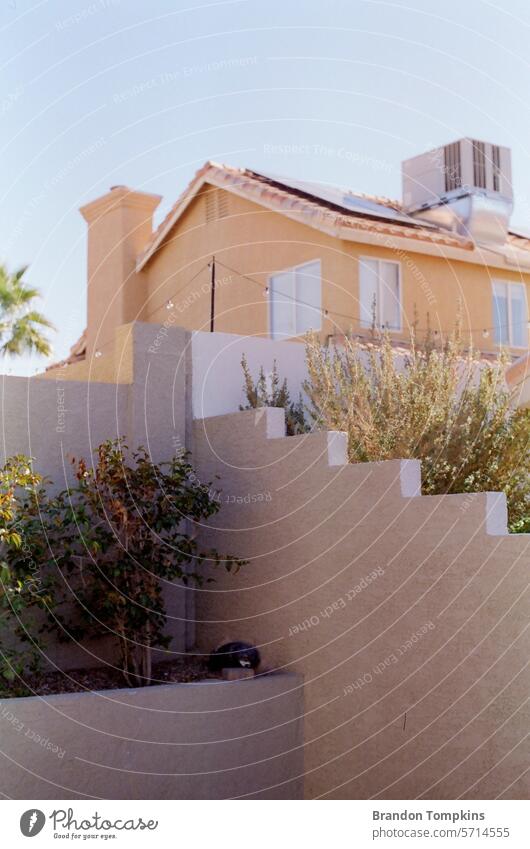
[2,0,530,374]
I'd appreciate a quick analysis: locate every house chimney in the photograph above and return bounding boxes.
[80,186,162,358]
[402,139,513,244]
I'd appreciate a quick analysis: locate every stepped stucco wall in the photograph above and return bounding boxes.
[192,408,529,800]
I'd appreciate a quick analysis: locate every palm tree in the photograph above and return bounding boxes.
[0,263,54,358]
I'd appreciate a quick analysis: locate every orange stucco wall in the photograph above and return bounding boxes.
[142,184,530,354]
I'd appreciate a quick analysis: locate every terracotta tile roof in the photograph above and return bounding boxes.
[45,328,86,372]
[137,161,530,269]
[138,160,215,265]
[213,163,473,245]
[327,333,509,365]
[58,163,530,368]
[507,230,530,248]
[137,161,479,269]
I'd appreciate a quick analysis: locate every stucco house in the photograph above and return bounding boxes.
[47,137,530,393]
[3,139,529,801]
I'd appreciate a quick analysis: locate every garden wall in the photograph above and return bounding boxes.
[1,322,527,801]
[189,328,502,419]
[0,672,303,799]
[192,407,530,800]
[1,322,310,670]
[190,329,308,418]
[1,322,192,478]
[37,321,509,421]
[0,323,194,668]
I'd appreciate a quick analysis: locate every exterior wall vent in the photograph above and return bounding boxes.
[217,190,229,219]
[472,140,487,189]
[402,138,513,244]
[205,187,230,224]
[443,141,462,192]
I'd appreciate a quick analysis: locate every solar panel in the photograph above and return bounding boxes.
[255,171,437,228]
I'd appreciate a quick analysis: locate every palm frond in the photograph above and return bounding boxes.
[0,262,54,359]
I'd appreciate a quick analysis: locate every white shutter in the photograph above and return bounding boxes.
[492,282,509,345]
[295,260,322,334]
[380,261,401,329]
[270,270,295,339]
[359,259,378,327]
[510,284,526,347]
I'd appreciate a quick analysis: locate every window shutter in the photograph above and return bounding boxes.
[270,270,295,339]
[359,259,379,327]
[295,260,322,334]
[380,261,400,329]
[492,282,509,345]
[510,284,526,347]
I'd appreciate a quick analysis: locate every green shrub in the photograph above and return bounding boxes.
[4,441,244,689]
[0,457,49,696]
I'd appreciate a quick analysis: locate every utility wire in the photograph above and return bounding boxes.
[142,261,211,321]
[215,258,528,336]
[86,256,528,358]
[88,262,211,357]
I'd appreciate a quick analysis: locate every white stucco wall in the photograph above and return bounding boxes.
[191,330,308,419]
[189,329,506,420]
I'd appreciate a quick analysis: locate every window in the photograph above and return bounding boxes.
[492,281,527,347]
[359,258,401,330]
[269,260,322,339]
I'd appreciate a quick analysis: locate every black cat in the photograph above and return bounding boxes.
[208,641,261,672]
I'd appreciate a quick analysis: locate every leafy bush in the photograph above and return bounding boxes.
[0,457,49,695]
[4,441,244,689]
[303,328,530,531]
[240,354,308,435]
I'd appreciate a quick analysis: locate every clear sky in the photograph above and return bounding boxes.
[2,0,530,374]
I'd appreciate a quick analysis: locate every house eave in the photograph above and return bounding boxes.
[136,163,530,275]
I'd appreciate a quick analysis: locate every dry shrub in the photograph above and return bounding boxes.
[240,354,307,435]
[304,327,530,532]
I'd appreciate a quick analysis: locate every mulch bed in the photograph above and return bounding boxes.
[7,655,217,698]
